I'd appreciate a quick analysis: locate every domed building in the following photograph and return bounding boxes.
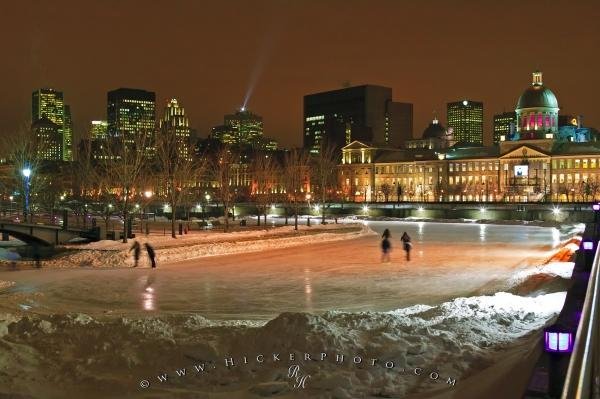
[515,71,559,139]
[422,117,447,139]
[405,117,454,150]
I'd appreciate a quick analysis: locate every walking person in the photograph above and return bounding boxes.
[381,228,392,263]
[400,232,412,261]
[145,243,156,268]
[129,240,141,267]
[33,244,42,268]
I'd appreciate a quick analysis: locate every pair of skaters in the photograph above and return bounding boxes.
[129,241,156,268]
[381,229,411,263]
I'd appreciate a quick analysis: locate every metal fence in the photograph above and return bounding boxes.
[562,240,600,398]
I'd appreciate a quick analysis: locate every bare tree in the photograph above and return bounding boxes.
[155,126,204,238]
[380,183,392,202]
[210,145,236,232]
[98,131,149,243]
[283,148,309,230]
[251,152,278,226]
[68,138,99,228]
[311,143,340,224]
[0,125,51,223]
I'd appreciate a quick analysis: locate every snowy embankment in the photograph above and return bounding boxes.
[0,289,570,399]
[40,223,373,268]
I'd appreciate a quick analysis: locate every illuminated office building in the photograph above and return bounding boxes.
[63,105,73,161]
[224,109,263,144]
[304,85,413,154]
[31,117,62,161]
[447,100,484,144]
[90,120,108,140]
[493,111,516,143]
[32,88,64,127]
[107,88,156,155]
[159,98,192,161]
[211,108,276,150]
[32,88,72,160]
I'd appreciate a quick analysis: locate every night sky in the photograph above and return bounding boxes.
[1,0,599,147]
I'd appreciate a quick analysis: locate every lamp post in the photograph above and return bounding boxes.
[204,194,211,221]
[22,167,31,223]
[143,190,153,235]
[305,193,311,226]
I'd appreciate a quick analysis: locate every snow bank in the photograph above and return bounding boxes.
[0,289,566,399]
[0,280,15,291]
[41,223,373,268]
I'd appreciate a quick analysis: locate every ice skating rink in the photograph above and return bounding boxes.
[0,221,580,399]
[0,222,568,318]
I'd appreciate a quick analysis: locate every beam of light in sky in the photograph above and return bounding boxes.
[242,19,284,110]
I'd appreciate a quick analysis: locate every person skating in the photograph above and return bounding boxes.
[381,228,392,263]
[145,243,156,268]
[400,232,412,261]
[129,240,141,267]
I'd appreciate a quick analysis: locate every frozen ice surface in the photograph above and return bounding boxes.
[0,221,582,398]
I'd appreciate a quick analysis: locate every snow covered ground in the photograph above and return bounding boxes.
[0,221,583,398]
[26,222,369,268]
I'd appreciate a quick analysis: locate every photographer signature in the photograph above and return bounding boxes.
[288,365,311,389]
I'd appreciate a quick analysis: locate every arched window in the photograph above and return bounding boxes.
[529,114,536,130]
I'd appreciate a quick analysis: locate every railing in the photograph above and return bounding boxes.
[562,240,600,398]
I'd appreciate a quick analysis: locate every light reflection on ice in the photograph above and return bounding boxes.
[479,224,487,242]
[140,275,156,311]
[304,267,313,311]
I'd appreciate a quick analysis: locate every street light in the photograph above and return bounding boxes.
[22,167,31,222]
[8,195,13,217]
[143,191,153,234]
[204,194,211,221]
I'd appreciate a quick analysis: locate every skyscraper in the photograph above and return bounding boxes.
[493,111,516,143]
[303,85,412,154]
[90,120,108,140]
[211,108,276,150]
[107,88,155,147]
[63,105,73,161]
[32,88,64,126]
[32,88,69,160]
[106,88,156,158]
[159,99,192,161]
[31,117,62,161]
[447,100,484,145]
[224,109,263,144]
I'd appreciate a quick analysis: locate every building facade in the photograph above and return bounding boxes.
[303,85,413,154]
[210,108,278,151]
[107,88,156,155]
[159,99,192,161]
[32,88,72,161]
[493,111,516,144]
[340,72,600,203]
[31,117,62,161]
[514,71,559,140]
[90,120,108,140]
[447,100,484,144]
[63,105,73,161]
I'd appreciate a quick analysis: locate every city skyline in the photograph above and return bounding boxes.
[1,0,599,148]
